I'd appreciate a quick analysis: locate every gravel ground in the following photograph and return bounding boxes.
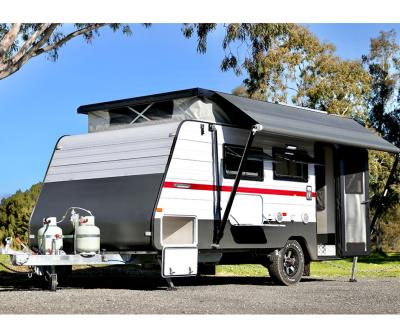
[0,267,399,314]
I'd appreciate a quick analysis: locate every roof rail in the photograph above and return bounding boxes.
[274,101,328,114]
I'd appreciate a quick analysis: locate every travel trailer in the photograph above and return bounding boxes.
[8,88,399,290]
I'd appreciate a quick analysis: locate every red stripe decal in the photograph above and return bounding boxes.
[163,181,316,198]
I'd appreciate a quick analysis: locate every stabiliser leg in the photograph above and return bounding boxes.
[165,278,176,291]
[349,256,358,282]
[157,257,177,291]
[47,266,58,291]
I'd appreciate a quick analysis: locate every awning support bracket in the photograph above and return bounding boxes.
[212,124,263,247]
[210,124,222,244]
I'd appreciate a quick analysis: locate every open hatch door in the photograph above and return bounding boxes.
[162,247,198,277]
[161,215,198,277]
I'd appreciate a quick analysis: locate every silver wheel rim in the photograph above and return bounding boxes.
[283,248,299,277]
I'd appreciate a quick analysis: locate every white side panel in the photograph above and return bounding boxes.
[157,121,317,224]
[162,247,198,277]
[45,122,178,182]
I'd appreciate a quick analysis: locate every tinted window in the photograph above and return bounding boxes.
[223,144,264,181]
[343,150,365,195]
[273,148,309,182]
[345,173,363,194]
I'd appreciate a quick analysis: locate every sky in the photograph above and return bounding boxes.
[0,23,399,197]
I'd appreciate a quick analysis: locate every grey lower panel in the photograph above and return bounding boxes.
[29,173,164,251]
[153,219,318,260]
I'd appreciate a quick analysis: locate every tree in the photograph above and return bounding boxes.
[362,30,400,252]
[0,183,42,247]
[183,23,371,119]
[0,23,134,80]
[363,29,400,146]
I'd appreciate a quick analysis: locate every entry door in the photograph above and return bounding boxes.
[339,148,370,256]
[315,145,337,257]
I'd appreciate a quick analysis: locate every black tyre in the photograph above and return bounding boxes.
[268,240,305,286]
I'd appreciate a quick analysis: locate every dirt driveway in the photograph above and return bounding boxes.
[0,266,399,314]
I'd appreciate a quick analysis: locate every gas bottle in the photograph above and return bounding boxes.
[75,216,100,254]
[37,217,63,254]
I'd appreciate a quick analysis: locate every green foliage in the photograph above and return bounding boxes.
[381,210,400,252]
[363,29,400,147]
[185,23,371,119]
[0,183,42,247]
[364,30,400,228]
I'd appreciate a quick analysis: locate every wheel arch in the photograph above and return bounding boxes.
[288,236,311,265]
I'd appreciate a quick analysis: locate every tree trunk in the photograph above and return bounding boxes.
[376,222,383,252]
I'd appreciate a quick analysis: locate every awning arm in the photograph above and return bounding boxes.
[212,124,263,247]
[370,152,399,234]
[210,124,222,244]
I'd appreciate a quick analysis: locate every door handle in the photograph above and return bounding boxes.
[361,200,370,205]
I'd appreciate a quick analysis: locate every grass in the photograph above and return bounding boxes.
[0,254,29,273]
[1,252,399,278]
[310,252,400,278]
[217,253,400,278]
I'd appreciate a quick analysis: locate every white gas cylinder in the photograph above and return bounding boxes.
[75,216,100,254]
[37,217,63,254]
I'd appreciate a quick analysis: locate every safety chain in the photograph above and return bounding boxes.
[320,261,400,273]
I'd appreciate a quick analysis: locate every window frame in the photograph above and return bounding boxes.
[272,147,309,183]
[223,143,264,182]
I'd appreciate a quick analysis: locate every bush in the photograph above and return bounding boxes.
[380,206,400,252]
[0,183,42,248]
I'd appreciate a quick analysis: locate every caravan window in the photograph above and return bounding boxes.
[109,101,173,125]
[223,144,264,181]
[273,148,309,182]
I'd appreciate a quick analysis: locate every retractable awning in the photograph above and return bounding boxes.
[77,87,399,154]
[216,92,399,154]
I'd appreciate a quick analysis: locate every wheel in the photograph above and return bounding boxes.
[268,240,305,286]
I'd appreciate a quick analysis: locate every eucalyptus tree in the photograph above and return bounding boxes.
[363,30,400,251]
[183,23,371,119]
[0,23,133,80]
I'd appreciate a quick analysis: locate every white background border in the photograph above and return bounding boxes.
[1,0,400,22]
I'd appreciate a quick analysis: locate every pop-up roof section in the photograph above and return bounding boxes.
[77,88,399,154]
[77,88,252,133]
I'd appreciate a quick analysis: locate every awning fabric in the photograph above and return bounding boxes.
[77,88,399,154]
[217,92,399,154]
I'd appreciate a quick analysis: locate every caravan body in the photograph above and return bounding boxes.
[26,88,399,286]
